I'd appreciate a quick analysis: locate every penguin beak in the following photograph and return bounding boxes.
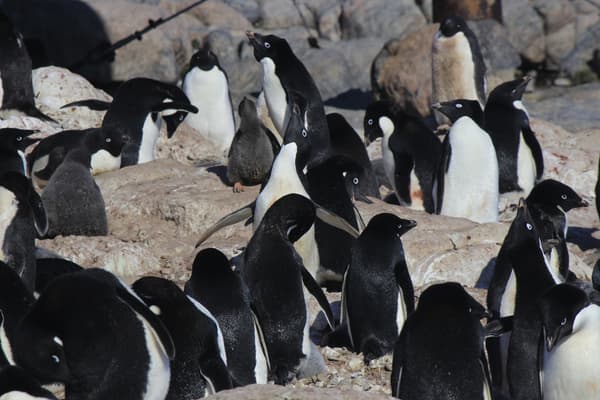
[546,334,556,352]
[579,199,590,207]
[364,136,371,147]
[246,31,262,47]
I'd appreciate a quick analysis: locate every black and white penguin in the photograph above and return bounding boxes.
[327,113,380,199]
[182,47,236,156]
[432,99,499,223]
[34,257,83,295]
[0,366,57,399]
[0,12,54,122]
[538,284,600,400]
[431,15,487,122]
[247,31,330,163]
[28,127,123,188]
[132,276,233,398]
[391,282,492,400]
[526,179,588,280]
[0,172,47,290]
[185,248,269,386]
[484,76,543,194]
[41,147,109,238]
[0,129,38,176]
[363,101,441,213]
[323,213,416,363]
[0,261,35,367]
[14,268,175,400]
[242,194,334,385]
[227,96,280,192]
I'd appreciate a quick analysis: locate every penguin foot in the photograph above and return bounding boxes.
[233,182,245,193]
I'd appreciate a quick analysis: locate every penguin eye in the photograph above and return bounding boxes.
[352,177,359,185]
[561,194,567,200]
[560,317,567,326]
[455,103,463,109]
[16,136,22,141]
[179,114,185,121]
[301,128,307,138]
[367,118,373,126]
[468,307,473,313]
[51,355,60,364]
[105,137,111,143]
[342,171,348,177]
[264,42,271,49]
[526,223,533,231]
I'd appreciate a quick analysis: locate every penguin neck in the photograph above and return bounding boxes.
[378,116,395,140]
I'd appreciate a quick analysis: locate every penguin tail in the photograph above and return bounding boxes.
[320,326,351,349]
[360,335,389,365]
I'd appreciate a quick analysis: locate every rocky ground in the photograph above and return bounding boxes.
[3,0,600,398]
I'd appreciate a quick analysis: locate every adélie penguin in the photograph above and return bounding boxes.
[182,47,235,156]
[240,194,335,385]
[227,96,280,192]
[432,99,499,223]
[184,248,269,386]
[538,284,600,400]
[484,76,543,194]
[363,101,441,212]
[132,276,233,398]
[391,282,494,400]
[322,213,416,363]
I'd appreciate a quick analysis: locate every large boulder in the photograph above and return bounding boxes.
[501,0,546,63]
[532,0,577,68]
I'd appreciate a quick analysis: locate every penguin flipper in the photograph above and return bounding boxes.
[151,101,198,114]
[27,185,48,238]
[486,252,513,318]
[521,120,544,180]
[250,308,271,371]
[390,330,406,398]
[301,266,335,331]
[60,99,111,111]
[353,204,366,231]
[264,126,282,155]
[394,259,415,314]
[200,356,233,394]
[34,146,67,182]
[314,203,360,238]
[194,203,255,247]
[22,105,57,123]
[435,135,451,214]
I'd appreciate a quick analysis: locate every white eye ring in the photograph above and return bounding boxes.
[16,136,22,141]
[367,119,373,126]
[264,42,271,49]
[455,103,463,109]
[526,223,533,231]
[51,355,60,364]
[561,194,567,200]
[301,129,307,138]
[106,137,111,143]
[352,177,359,185]
[560,317,567,326]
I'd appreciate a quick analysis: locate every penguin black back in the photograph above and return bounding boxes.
[34,258,83,294]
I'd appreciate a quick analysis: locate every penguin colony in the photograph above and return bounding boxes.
[0,8,597,400]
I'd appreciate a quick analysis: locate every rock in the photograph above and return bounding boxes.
[32,66,111,130]
[162,0,252,31]
[501,0,546,63]
[318,3,343,41]
[326,38,386,92]
[562,20,600,79]
[255,0,304,29]
[222,0,262,23]
[340,0,426,41]
[296,46,355,101]
[370,24,438,117]
[532,0,577,68]
[208,384,394,399]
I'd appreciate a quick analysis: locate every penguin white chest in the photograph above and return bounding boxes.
[137,315,171,400]
[138,115,161,164]
[500,271,517,317]
[378,116,396,195]
[441,117,498,223]
[91,150,121,175]
[183,66,235,154]
[0,188,18,262]
[260,58,287,135]
[517,132,536,195]
[543,306,600,400]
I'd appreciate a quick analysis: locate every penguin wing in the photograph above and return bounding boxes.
[27,186,48,237]
[250,308,271,371]
[395,258,415,313]
[194,203,254,247]
[301,265,335,331]
[434,135,451,214]
[521,118,544,180]
[486,250,513,317]
[21,105,57,123]
[314,204,360,238]
[390,328,407,398]
[34,146,67,182]
[263,126,282,156]
[61,99,112,111]
[199,355,233,394]
[388,136,413,205]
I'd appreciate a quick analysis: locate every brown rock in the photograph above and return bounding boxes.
[207,384,394,399]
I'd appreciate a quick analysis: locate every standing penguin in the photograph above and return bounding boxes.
[132,276,233,399]
[432,99,499,223]
[185,248,269,386]
[391,282,492,400]
[14,268,175,400]
[247,31,330,163]
[41,146,110,238]
[242,194,335,385]
[322,214,416,363]
[484,76,543,194]
[182,47,236,156]
[0,129,38,176]
[227,96,280,192]
[431,15,487,123]
[0,172,47,291]
[526,179,588,280]
[0,12,54,122]
[538,284,600,400]
[0,366,57,399]
[364,101,441,213]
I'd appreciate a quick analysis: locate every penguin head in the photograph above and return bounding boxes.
[132,276,187,318]
[527,179,588,212]
[538,284,590,352]
[341,161,372,204]
[0,172,47,237]
[366,213,417,239]
[283,90,312,170]
[188,47,221,72]
[190,248,234,284]
[238,96,257,121]
[506,198,542,251]
[246,31,290,64]
[263,193,315,243]
[364,101,395,146]
[439,16,469,38]
[431,99,483,125]
[85,128,124,157]
[487,76,532,105]
[418,282,488,320]
[0,128,39,151]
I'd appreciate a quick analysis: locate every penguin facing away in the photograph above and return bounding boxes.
[41,147,108,238]
[391,282,492,400]
[432,99,499,223]
[241,194,335,385]
[0,172,47,291]
[323,213,416,363]
[13,268,175,400]
[34,257,83,295]
[431,16,487,122]
[185,248,269,386]
[0,366,57,399]
[132,276,233,399]
[538,284,600,400]
[227,96,280,193]
[0,129,39,176]
[484,76,543,194]
[183,47,236,156]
